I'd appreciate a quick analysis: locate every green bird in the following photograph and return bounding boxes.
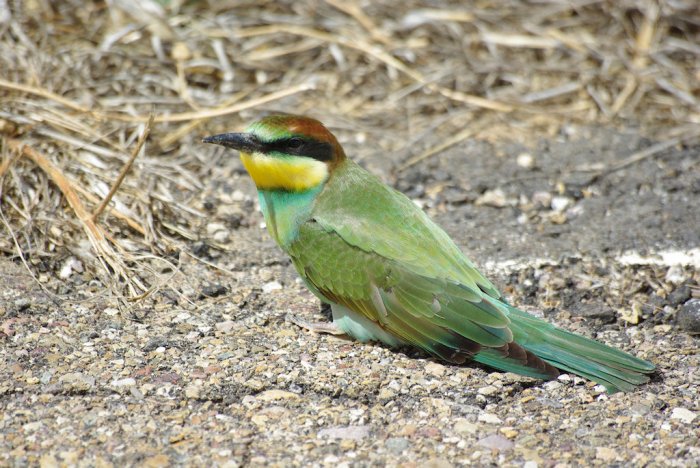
[204,114,655,393]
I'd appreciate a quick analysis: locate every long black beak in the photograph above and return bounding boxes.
[202,133,264,153]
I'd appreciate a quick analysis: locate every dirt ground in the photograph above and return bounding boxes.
[1,1,699,467]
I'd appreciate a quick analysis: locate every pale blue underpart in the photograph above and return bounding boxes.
[258,186,323,247]
[331,303,405,347]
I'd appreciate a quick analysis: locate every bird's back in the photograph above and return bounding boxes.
[310,159,501,299]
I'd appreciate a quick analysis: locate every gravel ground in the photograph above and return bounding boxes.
[1,125,698,467]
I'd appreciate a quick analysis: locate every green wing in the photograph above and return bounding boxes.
[287,160,654,391]
[287,162,558,378]
[291,223,493,356]
[288,221,555,378]
[311,160,502,299]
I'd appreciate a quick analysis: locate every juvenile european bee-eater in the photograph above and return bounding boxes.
[204,115,655,393]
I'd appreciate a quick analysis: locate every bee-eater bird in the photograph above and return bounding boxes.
[204,115,655,393]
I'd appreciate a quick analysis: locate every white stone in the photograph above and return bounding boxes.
[478,434,513,451]
[231,190,246,202]
[532,191,552,207]
[215,320,236,333]
[262,281,282,293]
[59,257,83,279]
[671,407,697,424]
[425,361,446,377]
[477,385,498,396]
[516,153,534,168]
[475,188,511,208]
[550,196,571,212]
[543,381,562,391]
[257,389,299,401]
[318,425,370,440]
[665,265,685,284]
[454,419,477,435]
[206,222,227,235]
[478,412,502,424]
[111,378,136,387]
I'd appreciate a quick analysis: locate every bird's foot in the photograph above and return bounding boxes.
[286,314,346,335]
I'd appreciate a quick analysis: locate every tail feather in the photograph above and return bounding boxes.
[505,305,655,393]
[474,341,560,380]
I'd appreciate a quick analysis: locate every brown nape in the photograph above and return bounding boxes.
[260,115,347,167]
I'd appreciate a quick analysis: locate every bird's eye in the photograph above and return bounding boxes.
[287,137,304,149]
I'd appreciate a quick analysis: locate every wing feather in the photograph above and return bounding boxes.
[288,221,513,361]
[286,160,560,373]
[282,159,653,390]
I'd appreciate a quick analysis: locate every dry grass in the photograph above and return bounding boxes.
[1,0,698,305]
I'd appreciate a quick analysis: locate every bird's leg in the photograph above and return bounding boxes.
[286,314,346,335]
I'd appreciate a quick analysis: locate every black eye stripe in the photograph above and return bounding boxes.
[287,137,303,148]
[265,137,333,162]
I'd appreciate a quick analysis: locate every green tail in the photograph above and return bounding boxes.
[492,305,655,393]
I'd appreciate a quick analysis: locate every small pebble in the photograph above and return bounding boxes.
[40,371,53,385]
[424,458,454,468]
[185,384,202,399]
[201,284,228,298]
[477,385,498,396]
[217,351,235,361]
[206,222,227,236]
[475,188,512,208]
[550,196,571,212]
[425,361,446,377]
[670,407,696,424]
[543,381,562,391]
[454,419,477,435]
[143,338,169,352]
[532,191,552,207]
[677,299,700,334]
[59,257,83,279]
[478,413,502,424]
[477,434,513,451]
[318,425,370,440]
[596,447,617,462]
[572,303,616,322]
[665,265,686,284]
[207,223,231,243]
[130,386,144,399]
[231,190,246,202]
[256,389,299,401]
[262,281,283,293]
[516,153,535,168]
[667,285,690,307]
[385,437,410,454]
[111,378,136,387]
[59,373,95,392]
[215,321,236,333]
[14,298,31,311]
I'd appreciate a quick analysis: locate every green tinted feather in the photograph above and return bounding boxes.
[474,348,557,380]
[283,158,654,393]
[312,160,502,299]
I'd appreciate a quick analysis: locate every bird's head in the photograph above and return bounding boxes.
[204,114,345,192]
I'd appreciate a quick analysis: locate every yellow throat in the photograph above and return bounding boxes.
[240,152,329,191]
